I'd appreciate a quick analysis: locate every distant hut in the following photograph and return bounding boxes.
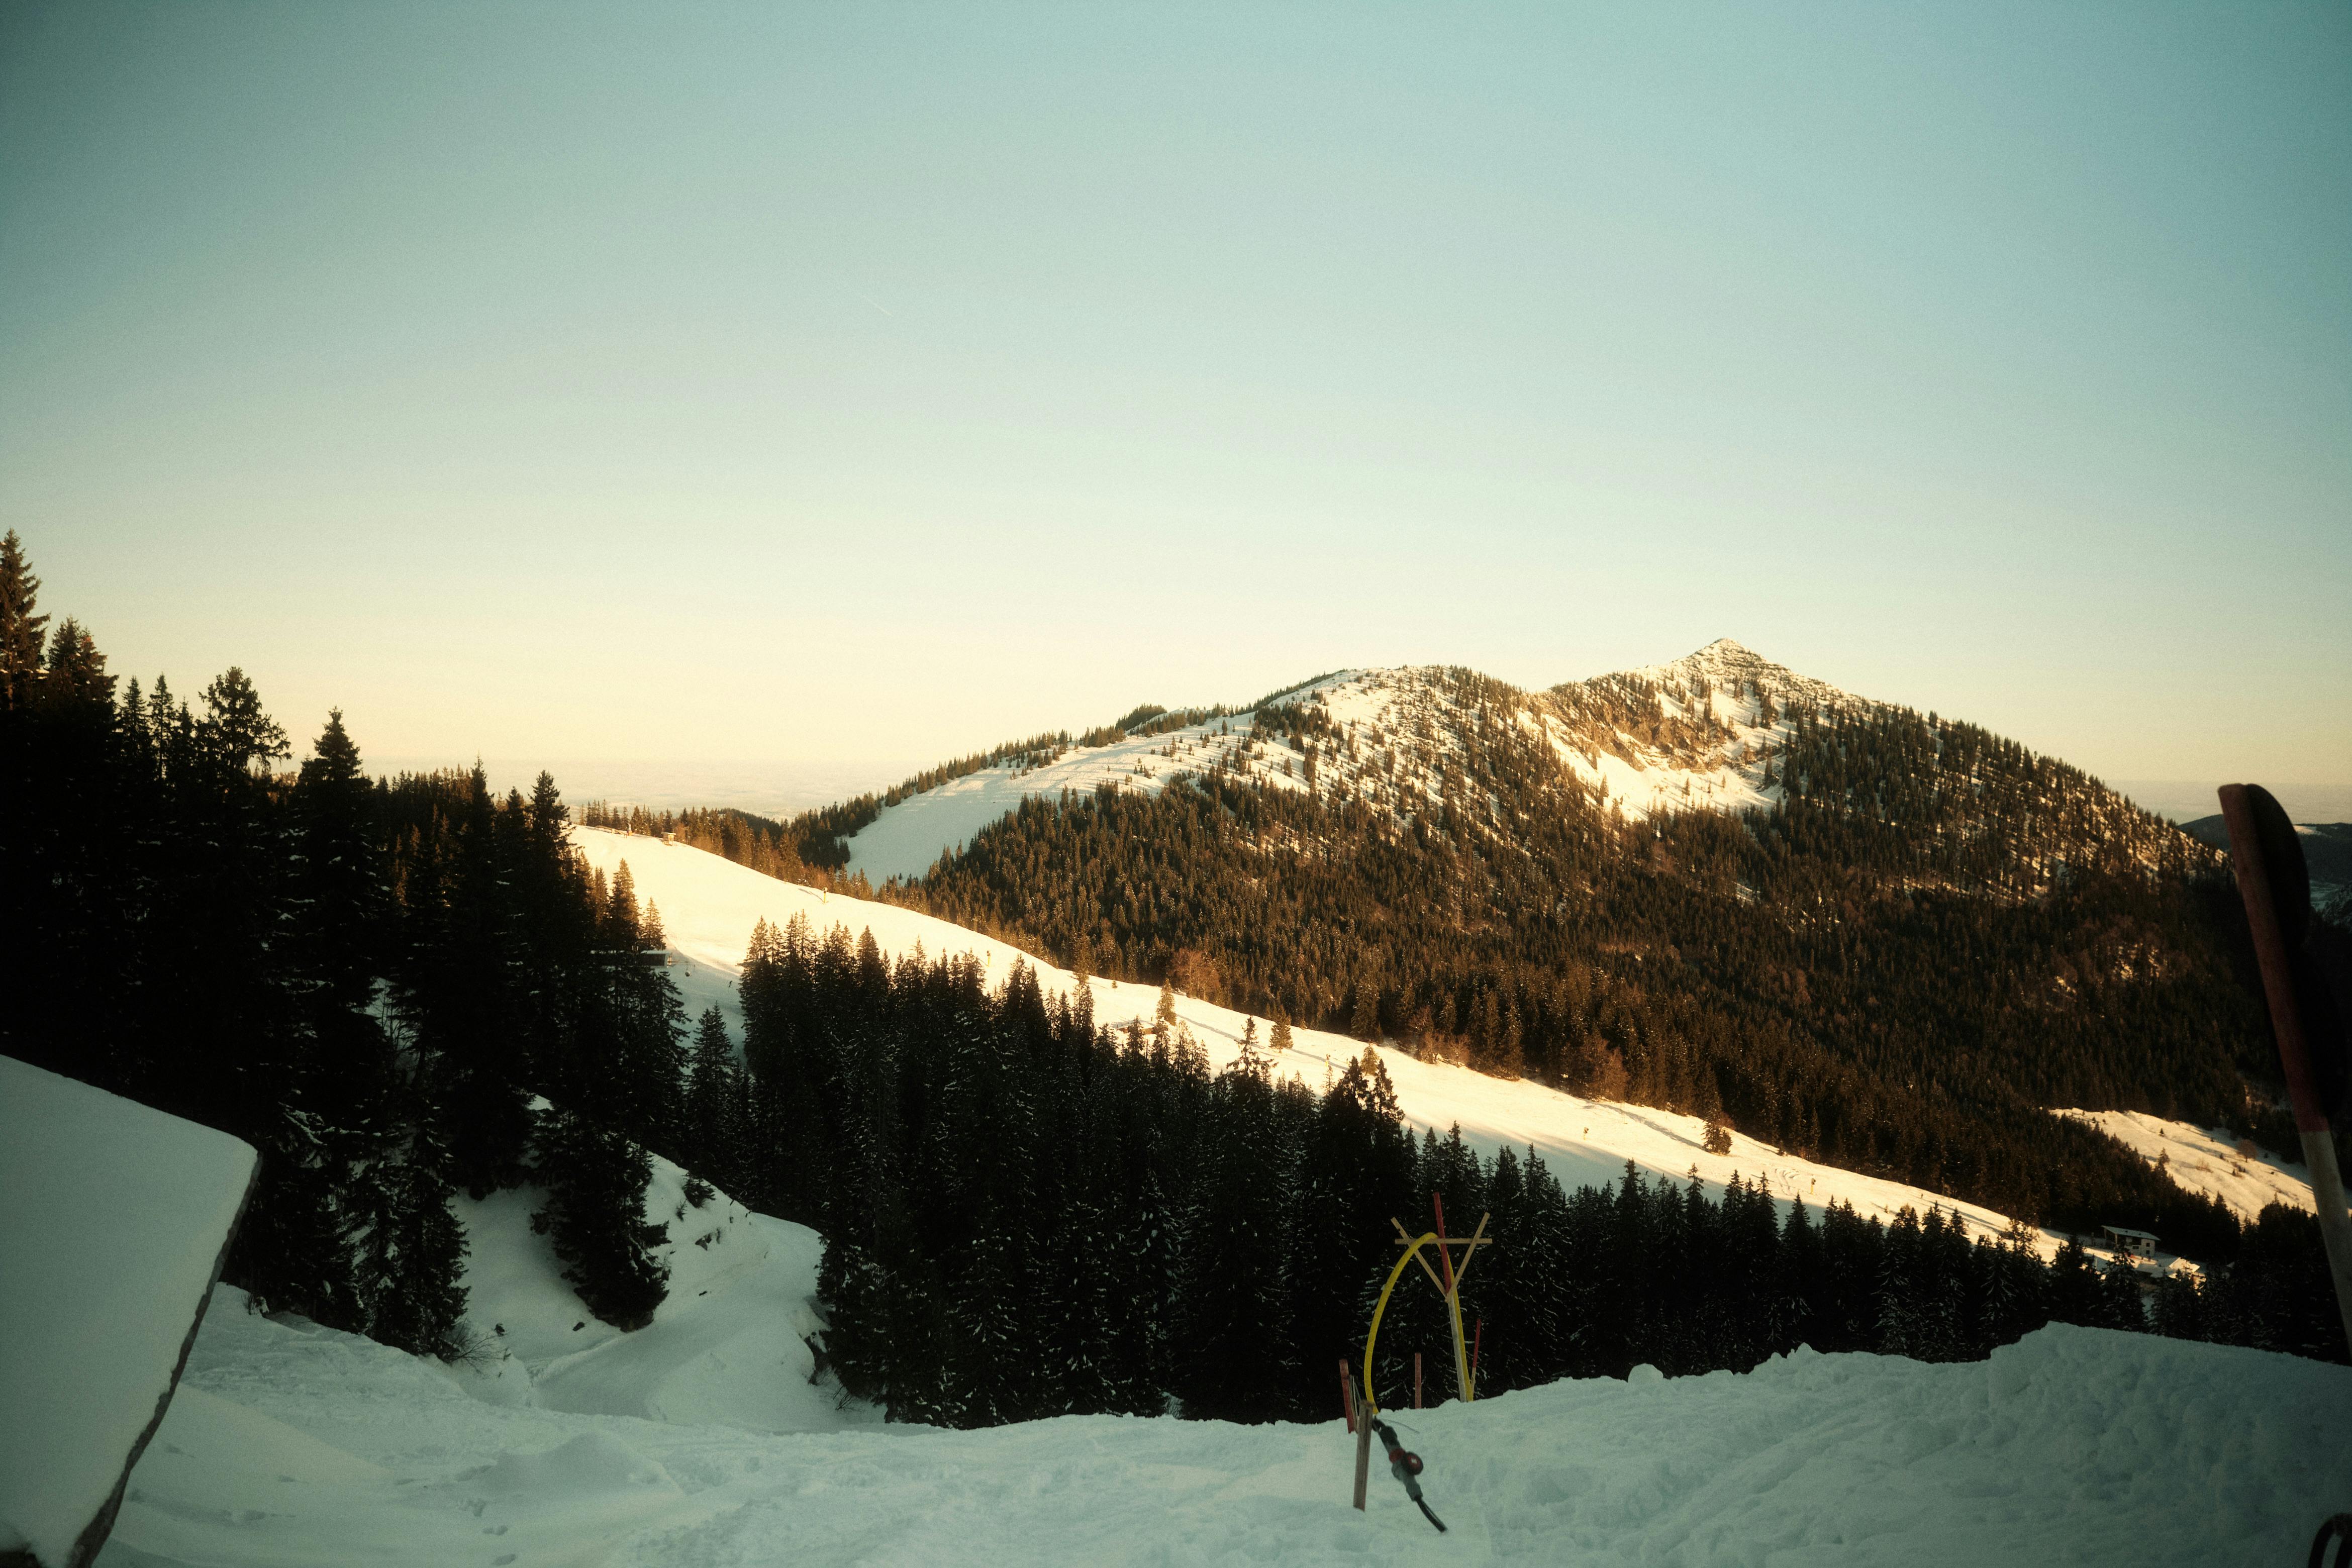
[2099,1224,2175,1281]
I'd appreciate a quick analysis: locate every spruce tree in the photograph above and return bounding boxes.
[0,529,47,709]
[351,1113,471,1358]
[685,1007,742,1191]
[532,1105,670,1330]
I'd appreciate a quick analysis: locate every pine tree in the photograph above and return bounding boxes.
[532,1106,670,1330]
[0,529,47,710]
[685,1007,742,1192]
[350,1113,471,1358]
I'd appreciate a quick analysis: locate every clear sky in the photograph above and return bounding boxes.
[3,2,2345,800]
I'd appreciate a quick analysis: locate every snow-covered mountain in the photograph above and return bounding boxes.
[839,639,2198,885]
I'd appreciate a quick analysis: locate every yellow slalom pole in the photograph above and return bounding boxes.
[1363,1231,1438,1414]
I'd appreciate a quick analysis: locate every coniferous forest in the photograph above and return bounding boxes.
[1,533,689,1354]
[4,528,2343,1434]
[903,699,2298,1253]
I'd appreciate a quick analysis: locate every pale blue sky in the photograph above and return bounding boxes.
[3,3,2345,793]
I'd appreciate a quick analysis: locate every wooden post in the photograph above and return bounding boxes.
[2219,785,2352,1355]
[1336,1357,1356,1433]
[1414,1351,1423,1409]
[1348,1369,1373,1511]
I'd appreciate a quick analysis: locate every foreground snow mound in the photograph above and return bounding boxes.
[105,1297,2351,1566]
[1,1054,257,1568]
[449,1147,863,1433]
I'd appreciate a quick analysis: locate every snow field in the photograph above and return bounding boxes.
[104,1296,2352,1566]
[572,829,2234,1255]
[1,1054,257,1568]
[2053,1109,2316,1222]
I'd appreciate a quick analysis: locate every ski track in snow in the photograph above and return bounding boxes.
[575,828,2300,1262]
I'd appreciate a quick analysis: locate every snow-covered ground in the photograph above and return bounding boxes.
[444,1144,863,1436]
[578,827,2169,1255]
[2053,1110,2315,1223]
[102,1291,2352,1566]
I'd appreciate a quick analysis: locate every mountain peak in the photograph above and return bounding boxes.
[1628,639,1866,715]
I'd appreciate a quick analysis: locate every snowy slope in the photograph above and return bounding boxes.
[445,1141,866,1435]
[579,828,2114,1252]
[2053,1110,2316,1223]
[842,673,1350,885]
[104,1294,2352,1567]
[1,1054,257,1568]
[835,652,1801,887]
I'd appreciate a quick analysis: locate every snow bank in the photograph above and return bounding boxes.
[576,828,2054,1245]
[1,1054,257,1568]
[106,1295,2352,1566]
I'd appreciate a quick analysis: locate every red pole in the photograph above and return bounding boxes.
[1414,1351,1423,1409]
[1431,1193,1459,1296]
[2218,785,2352,1353]
[1337,1357,1356,1433]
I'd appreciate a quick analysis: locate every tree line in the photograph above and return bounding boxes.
[1,531,688,1354]
[692,923,2344,1426]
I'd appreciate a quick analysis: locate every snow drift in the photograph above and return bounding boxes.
[103,1289,2352,1565]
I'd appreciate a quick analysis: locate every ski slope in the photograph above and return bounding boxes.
[577,827,2184,1254]
[103,1289,2352,1567]
[2053,1110,2316,1223]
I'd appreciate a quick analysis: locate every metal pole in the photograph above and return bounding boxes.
[2218,785,2352,1355]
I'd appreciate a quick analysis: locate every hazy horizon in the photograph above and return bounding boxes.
[6,4,2345,790]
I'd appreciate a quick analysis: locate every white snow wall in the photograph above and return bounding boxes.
[0,1055,258,1568]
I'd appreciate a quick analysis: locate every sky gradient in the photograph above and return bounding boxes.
[3,3,2345,802]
